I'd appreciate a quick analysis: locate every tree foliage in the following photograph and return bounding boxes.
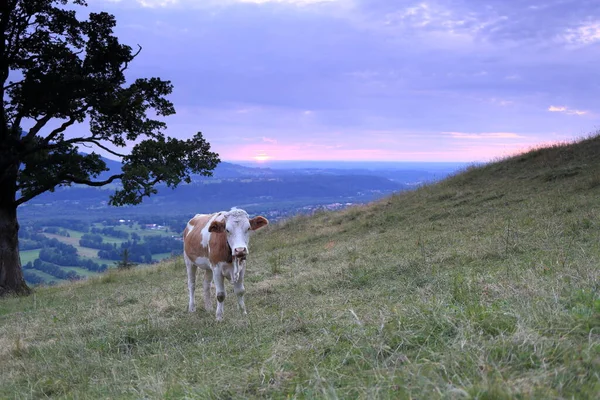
[1,0,220,208]
[0,0,219,296]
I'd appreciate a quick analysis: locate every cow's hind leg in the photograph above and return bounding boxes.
[203,269,213,312]
[185,257,198,312]
[233,267,247,315]
[213,264,226,321]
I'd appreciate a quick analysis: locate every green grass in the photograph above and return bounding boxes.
[2,135,600,398]
[97,236,128,245]
[42,232,83,247]
[74,246,99,258]
[151,252,174,261]
[19,249,41,264]
[62,229,85,239]
[81,257,117,266]
[61,267,101,278]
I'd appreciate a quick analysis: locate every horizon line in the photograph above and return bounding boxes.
[223,159,476,164]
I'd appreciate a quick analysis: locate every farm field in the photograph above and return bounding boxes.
[19,220,183,285]
[61,267,101,278]
[19,249,41,265]
[151,252,174,261]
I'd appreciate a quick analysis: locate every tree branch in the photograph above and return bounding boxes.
[64,173,124,187]
[41,116,78,145]
[15,173,124,206]
[22,104,87,145]
[120,44,142,73]
[15,181,57,207]
[80,140,127,158]
[3,79,23,91]
[23,115,52,140]
[17,134,107,160]
[11,113,23,133]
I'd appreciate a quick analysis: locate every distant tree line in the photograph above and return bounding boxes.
[99,243,151,263]
[18,230,49,250]
[23,259,83,281]
[34,219,90,232]
[79,234,117,251]
[90,226,129,239]
[42,226,71,236]
[39,247,79,266]
[96,234,182,263]
[22,270,48,286]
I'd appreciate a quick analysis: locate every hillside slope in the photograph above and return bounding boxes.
[1,135,599,399]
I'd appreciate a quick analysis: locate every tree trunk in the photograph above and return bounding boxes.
[0,169,30,297]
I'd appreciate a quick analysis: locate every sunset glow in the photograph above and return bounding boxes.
[207,130,577,163]
[253,152,271,162]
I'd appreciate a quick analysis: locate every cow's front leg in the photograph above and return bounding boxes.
[212,263,226,321]
[233,263,247,315]
[203,269,213,312]
[185,257,198,312]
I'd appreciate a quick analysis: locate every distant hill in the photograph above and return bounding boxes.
[19,157,462,221]
[96,157,279,180]
[97,156,460,181]
[3,134,599,398]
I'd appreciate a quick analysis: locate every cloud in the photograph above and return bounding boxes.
[356,0,600,50]
[235,0,342,4]
[443,132,526,140]
[104,0,345,8]
[85,0,599,162]
[562,21,600,46]
[548,106,588,116]
[548,106,567,112]
[107,0,178,7]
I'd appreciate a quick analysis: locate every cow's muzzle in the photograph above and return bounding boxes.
[234,247,248,259]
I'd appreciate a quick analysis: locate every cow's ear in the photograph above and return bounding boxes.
[250,216,269,231]
[209,220,226,233]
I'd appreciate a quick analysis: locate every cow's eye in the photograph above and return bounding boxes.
[226,229,230,233]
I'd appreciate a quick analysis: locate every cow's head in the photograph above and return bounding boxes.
[208,208,269,259]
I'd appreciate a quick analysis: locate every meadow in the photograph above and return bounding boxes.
[1,135,599,398]
[19,222,180,285]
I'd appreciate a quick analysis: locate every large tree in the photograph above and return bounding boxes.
[0,0,220,295]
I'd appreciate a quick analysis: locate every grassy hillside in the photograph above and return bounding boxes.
[1,135,599,399]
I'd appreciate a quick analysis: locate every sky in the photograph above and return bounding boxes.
[74,0,600,162]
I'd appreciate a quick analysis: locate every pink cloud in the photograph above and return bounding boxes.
[443,132,525,139]
[216,136,554,162]
[548,105,588,115]
[262,136,278,144]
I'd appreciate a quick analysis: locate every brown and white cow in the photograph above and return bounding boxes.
[183,208,269,321]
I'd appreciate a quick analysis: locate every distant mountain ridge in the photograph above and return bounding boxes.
[19,155,464,222]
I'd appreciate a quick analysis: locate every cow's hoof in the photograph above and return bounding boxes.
[188,305,196,312]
